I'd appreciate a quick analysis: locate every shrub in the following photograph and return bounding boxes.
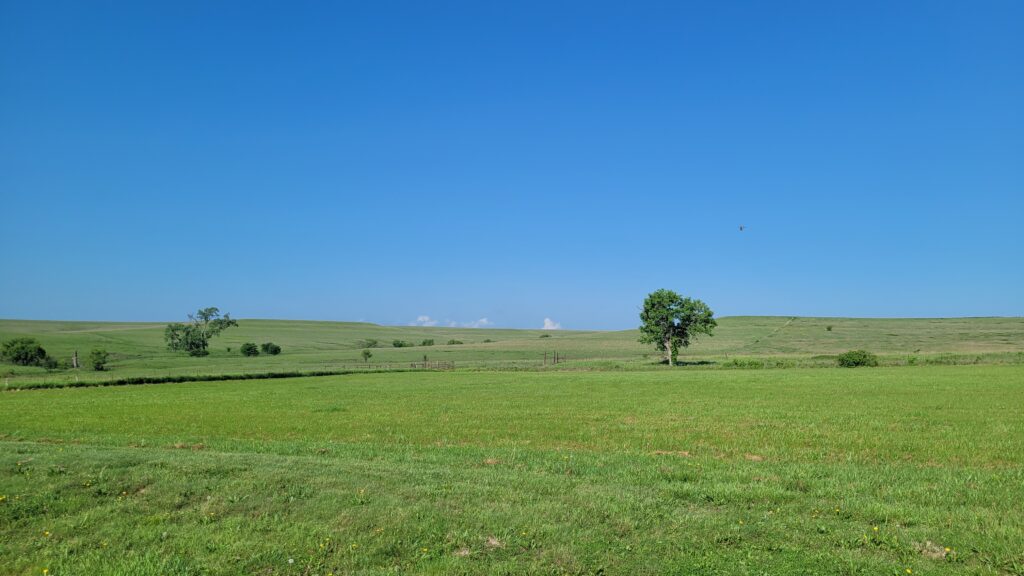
[724,358,766,369]
[361,349,373,362]
[41,356,60,371]
[447,339,463,345]
[392,340,414,348]
[837,350,878,368]
[826,325,833,332]
[260,342,282,355]
[240,342,260,357]
[483,339,494,343]
[539,334,551,338]
[1,338,48,366]
[89,349,110,371]
[358,339,379,348]
[421,339,434,346]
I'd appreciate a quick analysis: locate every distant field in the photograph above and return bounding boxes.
[2,366,1022,574]
[2,316,1022,387]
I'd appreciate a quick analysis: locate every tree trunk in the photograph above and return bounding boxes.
[664,336,673,366]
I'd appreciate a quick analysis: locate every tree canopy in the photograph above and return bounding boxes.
[638,289,716,366]
[164,307,238,357]
[0,337,48,366]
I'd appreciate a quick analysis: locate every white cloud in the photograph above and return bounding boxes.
[410,315,438,327]
[462,317,492,328]
[542,318,562,330]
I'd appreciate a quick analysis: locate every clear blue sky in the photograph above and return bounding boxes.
[1,1,1021,329]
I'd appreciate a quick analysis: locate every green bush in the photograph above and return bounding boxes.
[358,339,379,348]
[41,356,61,371]
[260,342,282,355]
[392,340,414,348]
[447,339,463,345]
[826,325,833,332]
[837,350,878,368]
[539,334,551,338]
[240,342,260,357]
[1,338,48,366]
[421,339,434,346]
[724,358,766,369]
[361,349,373,362]
[89,349,110,371]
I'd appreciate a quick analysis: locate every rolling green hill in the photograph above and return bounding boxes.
[1,316,1022,387]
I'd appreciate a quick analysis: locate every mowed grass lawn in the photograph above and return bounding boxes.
[2,366,1022,575]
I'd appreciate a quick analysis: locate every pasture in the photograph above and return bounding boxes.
[2,316,1023,388]
[2,366,1023,575]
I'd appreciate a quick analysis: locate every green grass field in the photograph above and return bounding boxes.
[2,366,1024,575]
[2,317,1023,574]
[2,316,1023,387]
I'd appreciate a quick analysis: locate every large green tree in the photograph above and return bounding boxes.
[639,289,716,366]
[164,307,238,357]
[0,337,48,366]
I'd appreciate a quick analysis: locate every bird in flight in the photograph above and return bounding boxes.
[739,225,745,232]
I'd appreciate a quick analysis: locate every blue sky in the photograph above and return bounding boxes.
[1,1,1021,329]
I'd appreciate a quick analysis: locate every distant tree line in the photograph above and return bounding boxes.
[163,307,282,358]
[1,338,109,371]
[165,307,237,357]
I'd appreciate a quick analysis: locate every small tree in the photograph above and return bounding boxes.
[1,338,48,366]
[240,342,260,357]
[421,339,435,346]
[89,349,110,371]
[447,339,463,345]
[639,289,716,366]
[260,342,282,355]
[165,307,238,357]
[361,349,373,362]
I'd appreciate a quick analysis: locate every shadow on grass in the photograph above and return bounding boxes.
[656,359,716,367]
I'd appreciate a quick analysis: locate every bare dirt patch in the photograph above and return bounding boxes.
[485,536,504,549]
[915,540,948,560]
[744,453,764,462]
[652,450,691,457]
[484,458,500,465]
[171,442,206,451]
